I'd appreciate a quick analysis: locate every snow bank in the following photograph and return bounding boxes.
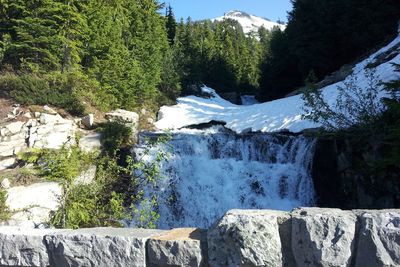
[156,35,400,134]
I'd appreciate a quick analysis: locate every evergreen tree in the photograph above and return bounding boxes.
[165,5,177,46]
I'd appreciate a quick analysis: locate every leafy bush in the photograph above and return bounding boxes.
[99,122,133,156]
[302,69,383,133]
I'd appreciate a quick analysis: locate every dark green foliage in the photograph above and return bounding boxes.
[165,5,177,45]
[173,18,264,95]
[0,72,86,115]
[99,121,132,157]
[260,0,400,100]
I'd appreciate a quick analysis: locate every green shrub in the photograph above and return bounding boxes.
[0,72,86,116]
[99,121,132,156]
[0,188,10,221]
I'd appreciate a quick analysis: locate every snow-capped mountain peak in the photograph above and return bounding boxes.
[212,10,286,34]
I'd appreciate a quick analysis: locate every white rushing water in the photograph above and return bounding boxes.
[133,126,316,229]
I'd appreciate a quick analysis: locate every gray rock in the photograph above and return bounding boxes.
[81,114,94,128]
[105,109,139,140]
[0,227,54,267]
[148,228,207,267]
[78,132,102,152]
[105,109,139,124]
[0,178,11,189]
[6,182,62,226]
[5,121,24,135]
[42,105,57,115]
[73,165,97,185]
[354,210,400,267]
[291,207,357,267]
[45,228,165,267]
[0,158,16,171]
[208,209,289,267]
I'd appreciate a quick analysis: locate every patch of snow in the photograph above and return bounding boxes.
[212,10,286,34]
[241,95,260,106]
[156,34,400,134]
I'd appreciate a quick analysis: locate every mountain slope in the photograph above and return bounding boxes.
[156,33,400,134]
[212,10,286,34]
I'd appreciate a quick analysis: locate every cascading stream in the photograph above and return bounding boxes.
[133,126,316,229]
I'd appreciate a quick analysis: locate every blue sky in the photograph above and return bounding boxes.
[162,0,293,22]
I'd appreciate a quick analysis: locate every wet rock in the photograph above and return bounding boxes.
[291,207,357,267]
[208,209,290,267]
[354,210,400,267]
[148,228,207,267]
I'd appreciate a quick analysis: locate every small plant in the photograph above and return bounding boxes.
[301,68,384,133]
[0,188,10,221]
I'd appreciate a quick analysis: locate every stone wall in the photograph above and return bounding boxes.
[0,208,399,267]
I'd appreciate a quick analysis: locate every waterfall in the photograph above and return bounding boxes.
[133,126,316,229]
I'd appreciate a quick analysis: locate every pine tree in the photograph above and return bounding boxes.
[165,5,177,46]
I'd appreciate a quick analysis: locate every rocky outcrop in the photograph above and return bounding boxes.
[0,208,399,267]
[312,137,400,209]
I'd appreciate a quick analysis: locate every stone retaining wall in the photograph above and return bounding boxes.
[0,208,399,267]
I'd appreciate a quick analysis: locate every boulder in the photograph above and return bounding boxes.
[39,113,65,125]
[42,105,57,115]
[105,109,139,125]
[4,121,24,135]
[81,114,94,128]
[207,209,290,267]
[0,178,11,189]
[0,157,16,171]
[6,182,62,226]
[354,210,400,267]
[291,208,357,267]
[0,139,27,157]
[147,228,207,267]
[78,132,102,152]
[45,228,166,267]
[0,227,54,267]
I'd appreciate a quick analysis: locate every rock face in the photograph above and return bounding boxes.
[207,209,290,267]
[147,228,207,267]
[291,208,357,267]
[105,109,139,139]
[355,210,400,267]
[45,228,165,267]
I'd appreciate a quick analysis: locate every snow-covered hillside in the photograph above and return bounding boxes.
[156,34,400,134]
[212,10,286,34]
